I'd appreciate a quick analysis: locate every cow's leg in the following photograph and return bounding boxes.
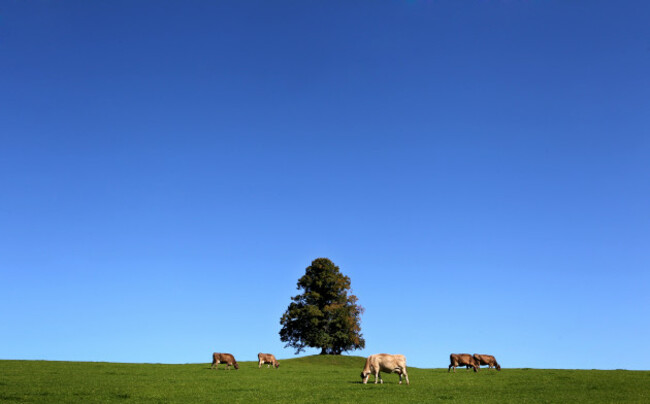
[372,368,380,384]
[403,368,410,385]
[258,360,262,369]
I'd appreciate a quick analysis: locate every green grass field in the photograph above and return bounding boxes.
[1,355,648,403]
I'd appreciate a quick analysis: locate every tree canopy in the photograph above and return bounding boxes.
[279,258,365,355]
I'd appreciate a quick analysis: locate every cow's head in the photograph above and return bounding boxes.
[234,363,240,370]
[360,371,369,384]
[495,363,501,371]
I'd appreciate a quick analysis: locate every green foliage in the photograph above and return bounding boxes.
[1,358,649,403]
[280,258,365,355]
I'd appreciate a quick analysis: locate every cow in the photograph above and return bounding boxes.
[473,354,501,370]
[258,353,280,369]
[360,354,409,385]
[448,353,478,373]
[211,353,239,370]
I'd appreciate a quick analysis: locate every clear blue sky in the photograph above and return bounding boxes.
[1,1,648,370]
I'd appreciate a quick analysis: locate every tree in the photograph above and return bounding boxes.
[279,258,365,355]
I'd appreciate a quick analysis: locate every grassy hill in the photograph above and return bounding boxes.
[1,355,648,403]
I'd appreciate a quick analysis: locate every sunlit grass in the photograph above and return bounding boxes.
[1,356,648,403]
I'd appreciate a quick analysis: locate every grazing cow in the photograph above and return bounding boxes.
[448,353,478,373]
[211,353,239,370]
[258,353,280,369]
[360,354,410,385]
[473,354,501,370]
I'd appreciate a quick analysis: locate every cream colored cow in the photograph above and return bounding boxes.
[360,354,409,385]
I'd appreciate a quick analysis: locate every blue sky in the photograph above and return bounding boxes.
[1,0,648,370]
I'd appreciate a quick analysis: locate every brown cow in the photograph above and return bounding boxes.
[258,352,279,369]
[473,354,501,370]
[448,353,478,373]
[360,354,409,385]
[211,352,239,370]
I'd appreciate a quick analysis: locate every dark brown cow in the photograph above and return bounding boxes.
[474,354,501,370]
[211,352,239,370]
[258,353,279,369]
[448,353,478,373]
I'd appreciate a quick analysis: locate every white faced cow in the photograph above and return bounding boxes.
[258,353,279,369]
[360,354,409,385]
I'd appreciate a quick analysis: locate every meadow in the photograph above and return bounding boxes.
[1,355,648,403]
